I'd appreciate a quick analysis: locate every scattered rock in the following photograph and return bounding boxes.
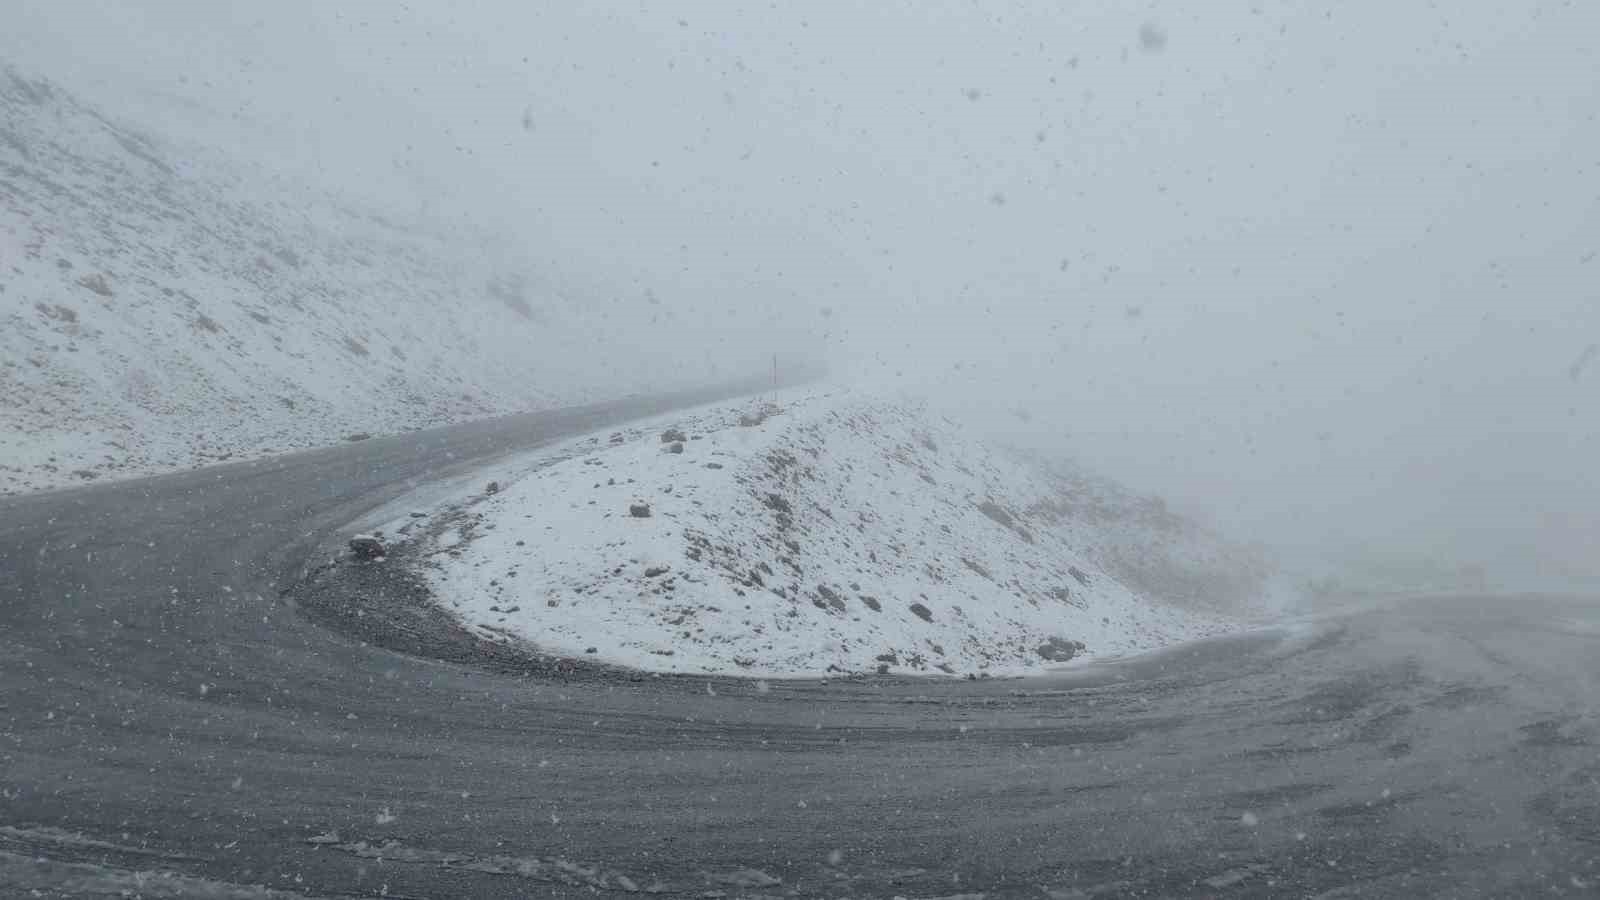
[666,441,685,454]
[961,557,993,580]
[860,595,882,612]
[644,566,670,578]
[738,403,782,428]
[585,647,598,654]
[660,427,687,443]
[348,534,386,560]
[76,273,114,297]
[408,511,427,518]
[909,602,934,622]
[343,432,372,442]
[629,502,652,518]
[1036,637,1087,662]
[485,481,501,495]
[1069,565,1091,586]
[976,500,1035,544]
[876,664,891,675]
[704,462,724,470]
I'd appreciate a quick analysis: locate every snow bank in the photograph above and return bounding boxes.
[395,390,1264,677]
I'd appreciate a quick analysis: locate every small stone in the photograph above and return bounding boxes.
[629,503,652,518]
[909,602,934,622]
[585,647,598,654]
[666,441,685,454]
[485,481,501,495]
[660,427,687,443]
[644,566,670,578]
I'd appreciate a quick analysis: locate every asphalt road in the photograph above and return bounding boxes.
[2,388,1597,898]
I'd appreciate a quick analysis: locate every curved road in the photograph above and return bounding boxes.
[2,389,1597,898]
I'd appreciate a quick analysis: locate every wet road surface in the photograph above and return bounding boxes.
[2,389,1597,898]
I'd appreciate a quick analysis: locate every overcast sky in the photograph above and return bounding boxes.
[5,0,1598,584]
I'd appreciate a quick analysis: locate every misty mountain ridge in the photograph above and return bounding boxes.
[0,64,739,494]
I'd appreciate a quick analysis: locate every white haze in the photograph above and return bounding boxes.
[5,1,1597,587]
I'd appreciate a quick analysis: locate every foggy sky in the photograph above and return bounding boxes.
[5,1,1598,585]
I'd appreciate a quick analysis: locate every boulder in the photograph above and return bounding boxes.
[1036,637,1087,662]
[629,502,652,518]
[348,534,387,560]
[660,427,687,443]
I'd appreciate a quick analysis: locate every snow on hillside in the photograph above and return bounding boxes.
[0,65,723,495]
[378,390,1269,677]
[1025,454,1301,619]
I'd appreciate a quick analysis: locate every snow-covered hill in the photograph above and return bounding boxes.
[375,390,1285,677]
[0,65,731,494]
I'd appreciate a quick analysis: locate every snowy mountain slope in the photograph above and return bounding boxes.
[376,390,1269,677]
[1024,454,1299,618]
[0,65,722,494]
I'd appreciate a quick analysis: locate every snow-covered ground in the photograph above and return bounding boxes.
[375,389,1287,677]
[0,65,747,495]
